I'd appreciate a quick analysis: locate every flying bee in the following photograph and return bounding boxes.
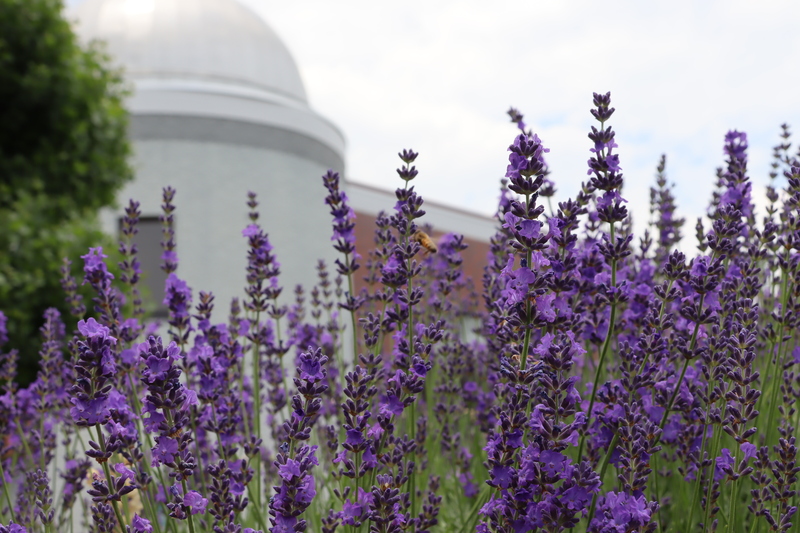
[412,229,437,254]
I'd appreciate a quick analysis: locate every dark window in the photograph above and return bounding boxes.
[120,216,168,318]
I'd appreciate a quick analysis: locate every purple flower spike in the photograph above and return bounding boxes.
[270,348,328,532]
[0,524,28,533]
[590,492,656,533]
[69,318,119,428]
[183,491,208,515]
[278,459,302,481]
[0,311,8,346]
[322,169,363,316]
[741,442,757,462]
[81,247,114,283]
[139,336,197,485]
[130,514,154,533]
[297,349,326,383]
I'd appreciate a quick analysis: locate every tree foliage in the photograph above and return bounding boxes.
[0,0,132,383]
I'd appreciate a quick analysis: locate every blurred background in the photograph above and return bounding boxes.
[67,0,800,228]
[3,0,799,383]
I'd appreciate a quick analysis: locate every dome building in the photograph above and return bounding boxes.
[71,0,496,321]
[71,0,346,315]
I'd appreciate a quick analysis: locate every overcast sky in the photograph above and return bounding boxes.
[68,0,800,239]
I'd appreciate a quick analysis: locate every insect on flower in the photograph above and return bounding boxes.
[412,229,437,254]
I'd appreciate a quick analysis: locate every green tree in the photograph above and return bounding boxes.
[0,0,132,384]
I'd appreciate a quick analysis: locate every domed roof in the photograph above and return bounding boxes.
[71,0,308,104]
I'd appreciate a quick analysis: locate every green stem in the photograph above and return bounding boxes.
[137,480,163,533]
[251,309,263,512]
[653,453,664,533]
[752,336,775,431]
[577,306,616,460]
[94,426,127,532]
[519,247,534,372]
[458,484,493,533]
[246,484,269,531]
[238,364,252,444]
[14,419,36,468]
[0,458,16,523]
[180,478,197,533]
[519,190,535,372]
[758,264,791,440]
[346,252,359,370]
[727,476,738,533]
[372,303,388,360]
[659,356,691,431]
[189,416,210,500]
[686,392,714,532]
[409,400,417,520]
[625,279,676,405]
[764,334,788,446]
[791,403,800,518]
[354,448,362,502]
[403,186,418,523]
[367,414,396,491]
[577,222,617,460]
[703,398,727,531]
[586,433,620,526]
[747,508,759,533]
[38,410,46,471]
[659,293,704,432]
[120,482,131,524]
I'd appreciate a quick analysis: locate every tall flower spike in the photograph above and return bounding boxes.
[119,199,145,320]
[269,347,328,532]
[242,197,282,317]
[69,318,117,428]
[507,107,555,201]
[160,187,178,274]
[397,149,419,182]
[649,155,684,263]
[138,335,201,532]
[500,129,552,371]
[139,336,197,480]
[0,311,7,347]
[81,247,122,333]
[0,523,27,533]
[60,258,86,318]
[587,92,627,225]
[322,171,359,276]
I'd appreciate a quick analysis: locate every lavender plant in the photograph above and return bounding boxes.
[1,92,800,533]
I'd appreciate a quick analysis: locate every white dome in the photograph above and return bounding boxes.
[71,0,308,104]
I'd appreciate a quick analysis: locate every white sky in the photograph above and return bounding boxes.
[69,0,800,239]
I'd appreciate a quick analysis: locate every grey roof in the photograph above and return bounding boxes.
[71,0,308,104]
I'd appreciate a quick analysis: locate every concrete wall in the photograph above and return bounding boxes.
[102,137,343,320]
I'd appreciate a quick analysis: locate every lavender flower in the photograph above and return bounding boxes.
[269,347,328,532]
[0,523,25,533]
[2,91,799,533]
[129,514,154,533]
[81,248,122,334]
[70,318,116,427]
[140,336,197,480]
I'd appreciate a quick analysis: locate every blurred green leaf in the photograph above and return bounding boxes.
[0,0,132,385]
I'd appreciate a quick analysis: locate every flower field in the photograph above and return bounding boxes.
[1,92,800,533]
